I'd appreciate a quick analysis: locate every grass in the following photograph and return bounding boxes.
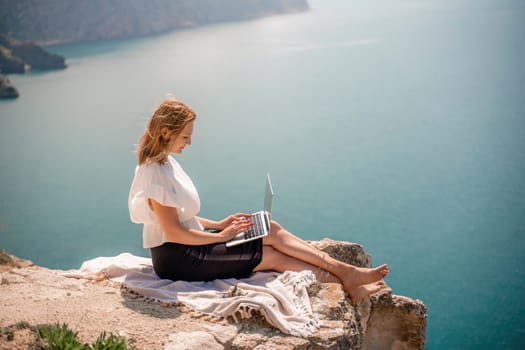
[35,323,84,349]
[1,322,136,350]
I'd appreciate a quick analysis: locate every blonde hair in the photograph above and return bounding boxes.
[137,98,196,165]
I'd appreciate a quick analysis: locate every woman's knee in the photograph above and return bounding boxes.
[270,220,283,233]
[264,220,287,246]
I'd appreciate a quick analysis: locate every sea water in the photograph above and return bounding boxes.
[1,0,524,348]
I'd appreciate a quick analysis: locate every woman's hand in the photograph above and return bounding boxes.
[218,217,253,242]
[217,213,252,230]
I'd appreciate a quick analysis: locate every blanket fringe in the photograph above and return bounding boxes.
[231,305,259,323]
[276,271,320,337]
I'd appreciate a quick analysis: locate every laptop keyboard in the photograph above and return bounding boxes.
[225,212,270,247]
[245,213,269,238]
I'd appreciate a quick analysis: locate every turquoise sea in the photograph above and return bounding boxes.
[1,0,524,348]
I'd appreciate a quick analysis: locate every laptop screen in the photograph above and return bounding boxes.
[264,173,274,214]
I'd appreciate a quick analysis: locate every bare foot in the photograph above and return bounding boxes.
[347,281,385,303]
[343,264,389,291]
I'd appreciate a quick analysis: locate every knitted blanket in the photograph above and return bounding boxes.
[67,253,319,337]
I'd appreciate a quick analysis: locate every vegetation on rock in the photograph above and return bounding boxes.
[0,322,137,350]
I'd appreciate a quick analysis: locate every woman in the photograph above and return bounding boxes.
[128,98,389,302]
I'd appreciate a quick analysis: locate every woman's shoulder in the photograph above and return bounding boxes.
[134,156,183,182]
[134,159,169,180]
[137,157,174,171]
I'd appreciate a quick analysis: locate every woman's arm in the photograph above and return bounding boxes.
[197,213,252,231]
[196,216,221,231]
[150,199,251,245]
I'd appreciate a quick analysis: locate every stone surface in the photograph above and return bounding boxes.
[363,293,427,350]
[310,238,372,268]
[0,75,19,99]
[164,331,223,350]
[11,42,66,70]
[0,34,66,98]
[0,50,26,74]
[0,34,66,73]
[0,241,427,349]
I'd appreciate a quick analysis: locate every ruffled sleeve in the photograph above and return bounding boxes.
[128,163,182,224]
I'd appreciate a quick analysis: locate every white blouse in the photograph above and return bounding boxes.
[128,156,204,248]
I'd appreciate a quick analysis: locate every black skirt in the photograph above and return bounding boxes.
[150,239,263,282]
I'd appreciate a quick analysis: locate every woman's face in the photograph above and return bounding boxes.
[170,121,194,154]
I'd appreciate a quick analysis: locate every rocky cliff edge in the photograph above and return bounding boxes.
[0,239,426,349]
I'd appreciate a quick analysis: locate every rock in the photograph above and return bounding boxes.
[311,239,427,350]
[201,239,427,349]
[0,34,66,97]
[200,323,240,344]
[0,49,26,74]
[11,42,66,70]
[309,283,361,349]
[0,34,27,74]
[164,331,223,350]
[310,238,372,268]
[0,35,66,72]
[0,75,19,99]
[0,241,426,349]
[363,292,427,350]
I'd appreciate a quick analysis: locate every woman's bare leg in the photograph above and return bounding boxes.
[262,221,389,292]
[254,246,340,284]
[255,246,384,302]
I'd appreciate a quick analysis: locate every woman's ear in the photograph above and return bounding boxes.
[160,127,170,141]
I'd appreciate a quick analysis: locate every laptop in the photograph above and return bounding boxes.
[225,173,274,247]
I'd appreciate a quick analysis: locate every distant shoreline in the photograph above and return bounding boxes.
[38,10,310,49]
[0,0,309,98]
[0,0,309,47]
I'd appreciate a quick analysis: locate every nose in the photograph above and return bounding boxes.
[187,137,192,145]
